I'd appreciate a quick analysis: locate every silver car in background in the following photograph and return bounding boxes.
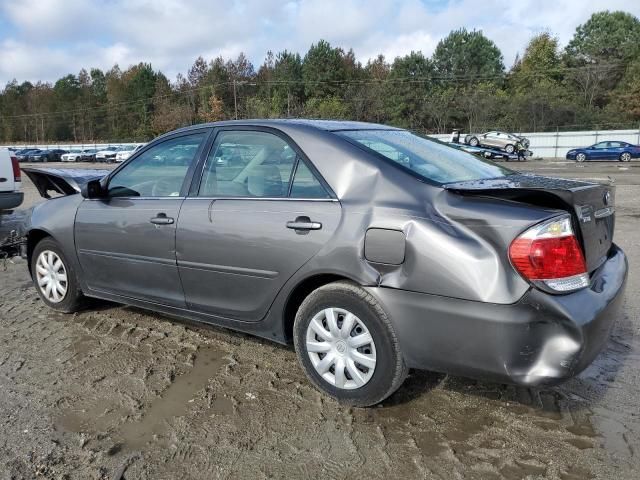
[465,131,530,153]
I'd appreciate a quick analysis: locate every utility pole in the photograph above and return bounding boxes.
[233,80,238,120]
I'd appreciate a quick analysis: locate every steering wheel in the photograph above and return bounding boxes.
[151,178,178,197]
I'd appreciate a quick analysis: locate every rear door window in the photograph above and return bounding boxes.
[290,160,330,199]
[199,131,296,198]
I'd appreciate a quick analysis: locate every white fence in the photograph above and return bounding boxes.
[430,128,640,159]
[4,128,640,159]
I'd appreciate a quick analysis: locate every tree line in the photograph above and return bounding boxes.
[1,10,639,144]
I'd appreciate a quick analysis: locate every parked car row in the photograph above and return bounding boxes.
[7,144,145,163]
[13,148,68,162]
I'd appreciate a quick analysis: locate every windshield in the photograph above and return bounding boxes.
[336,129,513,184]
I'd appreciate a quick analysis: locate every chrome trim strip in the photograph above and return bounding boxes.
[177,260,279,278]
[78,249,177,266]
[184,196,339,202]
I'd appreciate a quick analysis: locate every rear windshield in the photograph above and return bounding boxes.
[336,129,513,184]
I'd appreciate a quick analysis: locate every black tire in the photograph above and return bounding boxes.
[31,237,85,313]
[576,152,586,162]
[504,144,515,154]
[293,281,408,407]
[468,136,479,147]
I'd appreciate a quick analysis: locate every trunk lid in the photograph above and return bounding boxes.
[445,173,615,273]
[21,167,110,198]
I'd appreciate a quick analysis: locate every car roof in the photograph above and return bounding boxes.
[162,119,402,138]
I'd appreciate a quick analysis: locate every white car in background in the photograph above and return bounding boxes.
[61,149,93,162]
[115,144,145,162]
[0,148,23,212]
[95,146,125,163]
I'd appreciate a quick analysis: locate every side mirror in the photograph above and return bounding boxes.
[81,179,105,199]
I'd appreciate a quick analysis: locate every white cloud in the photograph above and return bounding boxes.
[1,0,639,84]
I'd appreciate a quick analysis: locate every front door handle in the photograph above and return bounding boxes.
[286,216,322,231]
[150,213,174,225]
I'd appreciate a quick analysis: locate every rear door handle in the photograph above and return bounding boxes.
[286,216,322,231]
[150,213,174,225]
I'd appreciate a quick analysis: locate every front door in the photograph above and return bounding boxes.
[75,130,209,306]
[177,128,341,322]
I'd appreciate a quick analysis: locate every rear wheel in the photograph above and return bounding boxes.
[505,144,515,154]
[468,136,479,147]
[293,281,407,407]
[576,152,586,162]
[620,152,631,162]
[31,238,85,313]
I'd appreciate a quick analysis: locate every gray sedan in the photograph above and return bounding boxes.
[22,120,627,406]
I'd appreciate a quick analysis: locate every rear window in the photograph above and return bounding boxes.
[336,130,513,184]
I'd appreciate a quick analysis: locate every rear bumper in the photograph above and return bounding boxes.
[366,244,627,386]
[0,191,24,210]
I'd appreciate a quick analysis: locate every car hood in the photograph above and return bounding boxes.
[21,167,110,198]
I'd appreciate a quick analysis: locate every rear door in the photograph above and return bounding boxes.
[608,141,624,160]
[176,128,341,322]
[75,130,209,306]
[482,132,500,148]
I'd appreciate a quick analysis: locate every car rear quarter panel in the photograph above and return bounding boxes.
[269,125,563,305]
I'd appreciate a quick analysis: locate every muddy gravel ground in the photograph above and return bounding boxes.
[0,160,639,479]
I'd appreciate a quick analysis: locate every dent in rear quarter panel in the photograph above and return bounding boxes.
[274,124,563,305]
[349,188,561,304]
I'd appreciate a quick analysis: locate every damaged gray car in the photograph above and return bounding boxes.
[22,120,627,407]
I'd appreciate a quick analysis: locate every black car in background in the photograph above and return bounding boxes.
[15,148,40,162]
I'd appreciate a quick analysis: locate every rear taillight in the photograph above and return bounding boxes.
[10,156,21,183]
[509,215,589,292]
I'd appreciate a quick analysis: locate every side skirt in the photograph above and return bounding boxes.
[83,288,289,345]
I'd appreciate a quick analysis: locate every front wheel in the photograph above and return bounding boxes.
[504,144,515,154]
[31,238,85,313]
[620,152,631,162]
[293,281,408,407]
[576,152,586,162]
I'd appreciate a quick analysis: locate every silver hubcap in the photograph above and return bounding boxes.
[35,250,68,303]
[622,153,630,161]
[577,153,585,162]
[305,308,377,390]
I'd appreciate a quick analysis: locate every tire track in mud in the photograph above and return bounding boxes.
[0,260,631,480]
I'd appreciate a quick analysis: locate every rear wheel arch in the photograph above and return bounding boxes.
[283,273,360,343]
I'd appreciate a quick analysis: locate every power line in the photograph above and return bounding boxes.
[0,61,628,121]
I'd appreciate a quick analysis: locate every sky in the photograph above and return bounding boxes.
[0,0,639,86]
